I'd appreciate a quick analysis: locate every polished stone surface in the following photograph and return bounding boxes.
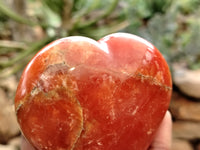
[15,33,172,150]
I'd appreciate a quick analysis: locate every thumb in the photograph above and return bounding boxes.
[148,111,172,150]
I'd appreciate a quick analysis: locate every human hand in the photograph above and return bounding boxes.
[21,136,35,150]
[21,111,172,150]
[148,111,172,150]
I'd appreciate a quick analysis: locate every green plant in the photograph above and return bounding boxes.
[0,0,128,78]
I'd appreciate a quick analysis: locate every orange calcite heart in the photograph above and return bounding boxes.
[15,33,172,150]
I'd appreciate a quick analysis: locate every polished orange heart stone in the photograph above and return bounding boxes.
[15,33,172,150]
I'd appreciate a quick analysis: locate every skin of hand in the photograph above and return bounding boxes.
[21,136,35,150]
[21,111,172,150]
[148,111,172,150]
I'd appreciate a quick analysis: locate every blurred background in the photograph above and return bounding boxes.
[0,0,200,149]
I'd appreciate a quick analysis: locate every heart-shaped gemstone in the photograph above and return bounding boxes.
[15,33,172,150]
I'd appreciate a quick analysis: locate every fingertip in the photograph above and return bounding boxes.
[21,136,36,150]
[148,110,172,150]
